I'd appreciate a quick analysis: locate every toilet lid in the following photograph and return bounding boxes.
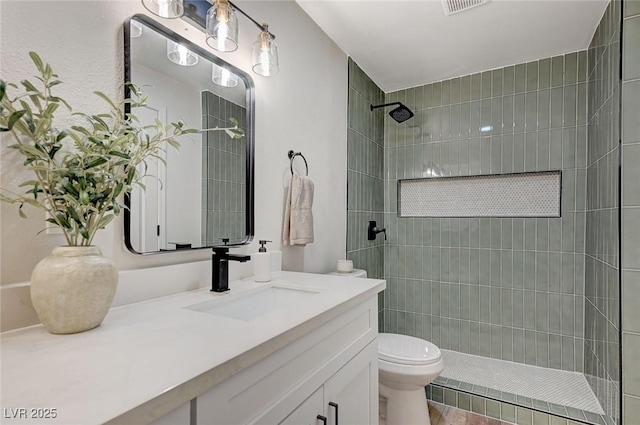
[378,333,442,366]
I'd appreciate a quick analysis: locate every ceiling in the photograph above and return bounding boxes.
[295,0,609,92]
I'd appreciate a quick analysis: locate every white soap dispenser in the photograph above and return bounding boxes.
[253,240,272,282]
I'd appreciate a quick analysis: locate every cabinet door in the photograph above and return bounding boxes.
[279,388,324,425]
[150,401,191,425]
[323,341,378,425]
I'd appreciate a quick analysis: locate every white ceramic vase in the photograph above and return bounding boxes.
[30,246,118,334]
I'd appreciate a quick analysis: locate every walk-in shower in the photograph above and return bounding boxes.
[347,1,623,424]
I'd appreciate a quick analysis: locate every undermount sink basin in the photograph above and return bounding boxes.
[185,285,323,321]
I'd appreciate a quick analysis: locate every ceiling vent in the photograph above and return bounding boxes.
[441,0,490,16]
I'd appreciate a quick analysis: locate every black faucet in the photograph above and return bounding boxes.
[211,247,251,292]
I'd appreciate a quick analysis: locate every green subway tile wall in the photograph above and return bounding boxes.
[585,1,622,422]
[347,59,385,323]
[201,91,247,246]
[622,0,640,423]
[383,50,589,373]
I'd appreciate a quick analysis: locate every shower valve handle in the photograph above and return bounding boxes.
[368,220,387,241]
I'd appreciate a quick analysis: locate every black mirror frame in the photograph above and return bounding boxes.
[123,14,255,254]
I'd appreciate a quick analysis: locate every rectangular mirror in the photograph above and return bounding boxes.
[124,15,254,254]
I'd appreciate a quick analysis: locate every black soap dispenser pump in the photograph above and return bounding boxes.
[254,240,272,282]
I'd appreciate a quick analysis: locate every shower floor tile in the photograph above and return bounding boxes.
[439,350,604,415]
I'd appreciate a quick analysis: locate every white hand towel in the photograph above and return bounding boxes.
[283,174,314,246]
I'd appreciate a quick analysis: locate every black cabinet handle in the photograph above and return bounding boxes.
[317,414,327,424]
[329,402,339,425]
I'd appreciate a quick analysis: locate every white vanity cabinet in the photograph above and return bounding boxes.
[195,297,378,425]
[1,272,385,425]
[273,341,377,425]
[149,403,191,425]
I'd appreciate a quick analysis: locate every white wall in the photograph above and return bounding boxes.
[0,0,347,331]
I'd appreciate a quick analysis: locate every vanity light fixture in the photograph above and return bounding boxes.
[142,0,279,77]
[141,0,183,19]
[167,40,199,66]
[212,63,238,87]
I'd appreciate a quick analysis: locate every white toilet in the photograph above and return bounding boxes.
[378,333,444,425]
[326,267,444,425]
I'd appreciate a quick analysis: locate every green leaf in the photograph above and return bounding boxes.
[91,114,109,130]
[125,82,139,97]
[28,94,42,111]
[33,116,51,136]
[49,96,72,110]
[79,190,90,205]
[44,102,59,117]
[21,79,39,93]
[0,80,6,101]
[78,225,89,240]
[67,205,82,223]
[55,212,71,229]
[62,182,80,197]
[56,130,68,143]
[93,91,118,110]
[29,52,45,74]
[108,150,130,159]
[71,125,91,136]
[7,110,26,130]
[48,144,61,159]
[84,157,108,169]
[18,100,33,116]
[97,214,115,229]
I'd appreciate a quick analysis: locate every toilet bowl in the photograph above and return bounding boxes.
[378,333,444,425]
[324,269,443,424]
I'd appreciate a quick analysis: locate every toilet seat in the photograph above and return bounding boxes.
[378,333,442,366]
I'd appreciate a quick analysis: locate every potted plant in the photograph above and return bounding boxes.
[0,52,241,334]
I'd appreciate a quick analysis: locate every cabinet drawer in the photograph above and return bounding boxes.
[196,297,377,425]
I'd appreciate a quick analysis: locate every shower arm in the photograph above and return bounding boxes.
[370,102,402,111]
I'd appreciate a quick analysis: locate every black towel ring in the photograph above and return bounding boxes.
[288,150,309,176]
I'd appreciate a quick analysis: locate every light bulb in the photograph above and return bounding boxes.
[252,28,278,77]
[177,45,190,66]
[205,0,238,52]
[167,40,198,66]
[141,0,184,19]
[220,68,232,86]
[212,63,238,87]
[216,23,230,51]
[158,0,170,18]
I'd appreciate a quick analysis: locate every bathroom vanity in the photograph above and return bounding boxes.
[1,272,384,425]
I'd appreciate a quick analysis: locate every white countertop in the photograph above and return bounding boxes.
[0,272,385,425]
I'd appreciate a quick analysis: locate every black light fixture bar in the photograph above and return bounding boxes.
[228,0,275,39]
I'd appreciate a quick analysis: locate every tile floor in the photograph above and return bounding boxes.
[440,349,604,414]
[428,401,513,425]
